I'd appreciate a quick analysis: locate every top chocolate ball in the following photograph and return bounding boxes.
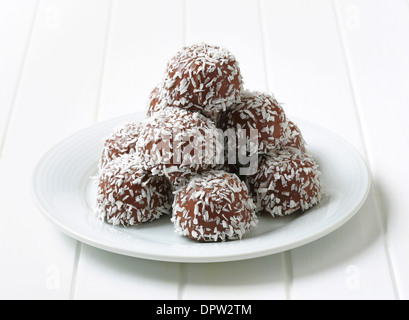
[161,43,244,117]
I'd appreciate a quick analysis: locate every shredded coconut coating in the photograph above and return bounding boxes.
[135,107,224,189]
[99,121,143,170]
[171,170,258,242]
[246,151,321,217]
[218,89,288,154]
[281,119,307,153]
[146,83,213,123]
[146,84,162,117]
[160,43,244,117]
[95,154,173,226]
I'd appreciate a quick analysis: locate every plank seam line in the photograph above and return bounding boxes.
[0,0,40,158]
[281,251,293,300]
[69,242,83,300]
[183,0,187,46]
[332,0,399,299]
[257,0,271,92]
[177,263,187,300]
[92,0,115,124]
[258,0,293,299]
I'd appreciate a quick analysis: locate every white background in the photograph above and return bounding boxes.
[0,0,408,300]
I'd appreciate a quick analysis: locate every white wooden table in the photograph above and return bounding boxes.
[1,0,408,300]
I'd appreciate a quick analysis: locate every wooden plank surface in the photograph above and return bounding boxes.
[186,0,267,92]
[334,0,409,299]
[72,0,185,300]
[180,257,287,300]
[96,0,186,120]
[0,0,407,300]
[260,0,395,299]
[73,245,180,299]
[0,0,111,299]
[181,0,287,300]
[0,0,38,154]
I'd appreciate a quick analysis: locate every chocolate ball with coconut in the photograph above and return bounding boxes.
[218,89,288,155]
[146,82,204,118]
[95,153,173,226]
[135,107,224,189]
[99,121,143,170]
[161,43,244,121]
[246,151,322,216]
[280,119,307,153]
[172,170,258,242]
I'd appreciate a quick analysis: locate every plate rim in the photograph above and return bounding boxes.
[32,113,371,263]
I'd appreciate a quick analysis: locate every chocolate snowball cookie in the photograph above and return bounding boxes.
[246,151,321,216]
[218,89,288,155]
[161,43,244,117]
[172,170,258,242]
[99,121,143,170]
[135,107,224,188]
[95,154,172,226]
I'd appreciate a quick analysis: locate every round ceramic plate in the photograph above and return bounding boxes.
[32,112,370,263]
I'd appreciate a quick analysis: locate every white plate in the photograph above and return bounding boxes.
[32,112,370,263]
